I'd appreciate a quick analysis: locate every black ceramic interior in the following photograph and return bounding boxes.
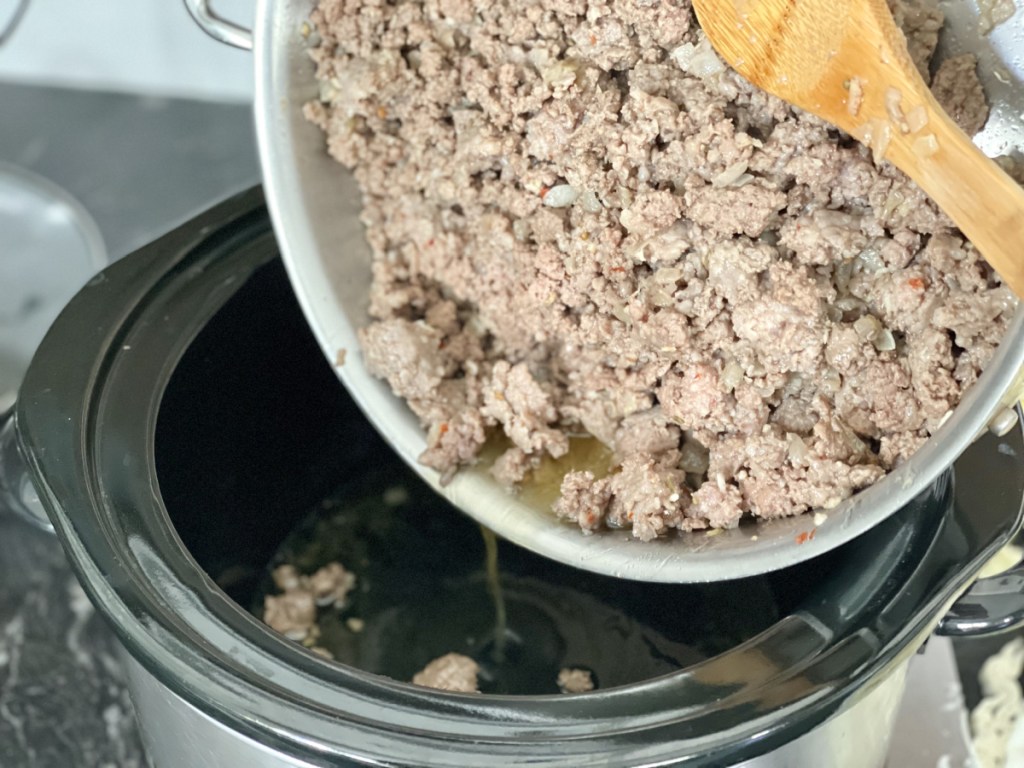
[152,255,1024,697]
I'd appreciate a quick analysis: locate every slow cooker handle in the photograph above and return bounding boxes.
[937,561,1024,637]
[182,0,253,50]
[0,406,53,533]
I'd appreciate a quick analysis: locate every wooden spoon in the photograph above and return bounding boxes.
[691,0,1024,297]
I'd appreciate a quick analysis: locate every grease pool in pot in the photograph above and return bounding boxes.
[253,459,814,695]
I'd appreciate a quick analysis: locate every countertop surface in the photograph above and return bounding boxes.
[0,81,259,768]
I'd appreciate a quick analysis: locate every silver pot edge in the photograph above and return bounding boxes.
[246,0,1024,583]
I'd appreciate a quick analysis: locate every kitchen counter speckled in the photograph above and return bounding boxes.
[0,516,145,767]
[0,82,258,767]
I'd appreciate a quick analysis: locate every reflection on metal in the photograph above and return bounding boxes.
[990,407,1021,437]
[182,0,254,50]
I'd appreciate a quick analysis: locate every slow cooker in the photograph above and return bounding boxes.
[2,188,1023,766]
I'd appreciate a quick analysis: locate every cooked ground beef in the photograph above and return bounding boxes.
[931,54,990,137]
[412,653,481,692]
[263,562,356,649]
[557,667,596,693]
[303,0,1014,538]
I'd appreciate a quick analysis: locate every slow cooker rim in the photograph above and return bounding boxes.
[16,188,1024,767]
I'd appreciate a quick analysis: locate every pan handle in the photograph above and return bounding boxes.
[183,0,253,50]
[0,405,52,532]
[937,560,1024,637]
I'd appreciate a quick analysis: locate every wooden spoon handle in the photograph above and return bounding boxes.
[886,95,1024,295]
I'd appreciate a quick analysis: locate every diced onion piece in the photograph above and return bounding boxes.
[873,328,896,352]
[512,219,531,242]
[857,118,893,164]
[821,367,842,394]
[319,80,340,102]
[871,120,891,164]
[854,314,882,339]
[722,359,744,391]
[885,87,909,133]
[672,37,725,78]
[542,59,580,89]
[857,246,884,274]
[543,184,579,208]
[835,264,853,295]
[835,295,867,313]
[576,189,603,213]
[906,105,928,133]
[648,286,675,307]
[670,42,696,71]
[654,267,683,284]
[881,188,906,219]
[712,160,750,188]
[689,47,726,78]
[787,433,810,463]
[913,134,939,158]
[847,76,864,117]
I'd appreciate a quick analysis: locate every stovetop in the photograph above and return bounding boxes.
[0,80,1009,768]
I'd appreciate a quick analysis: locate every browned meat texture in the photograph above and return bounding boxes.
[557,667,596,693]
[304,0,1011,538]
[931,54,990,136]
[412,653,481,692]
[262,562,357,648]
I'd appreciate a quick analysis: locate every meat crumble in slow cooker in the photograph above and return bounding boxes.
[302,0,1016,538]
[260,558,603,695]
[412,652,482,692]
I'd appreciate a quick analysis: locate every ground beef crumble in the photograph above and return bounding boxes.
[412,653,481,692]
[263,562,356,652]
[557,667,596,693]
[304,0,1014,539]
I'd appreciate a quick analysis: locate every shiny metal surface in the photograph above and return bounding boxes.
[124,656,321,768]
[887,636,975,768]
[735,660,910,768]
[125,647,909,768]
[990,406,1021,437]
[939,557,1024,636]
[252,0,1024,582]
[936,0,1024,159]
[183,0,254,50]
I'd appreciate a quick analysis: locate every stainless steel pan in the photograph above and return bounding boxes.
[187,0,1024,582]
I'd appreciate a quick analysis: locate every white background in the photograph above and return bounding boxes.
[0,0,254,101]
